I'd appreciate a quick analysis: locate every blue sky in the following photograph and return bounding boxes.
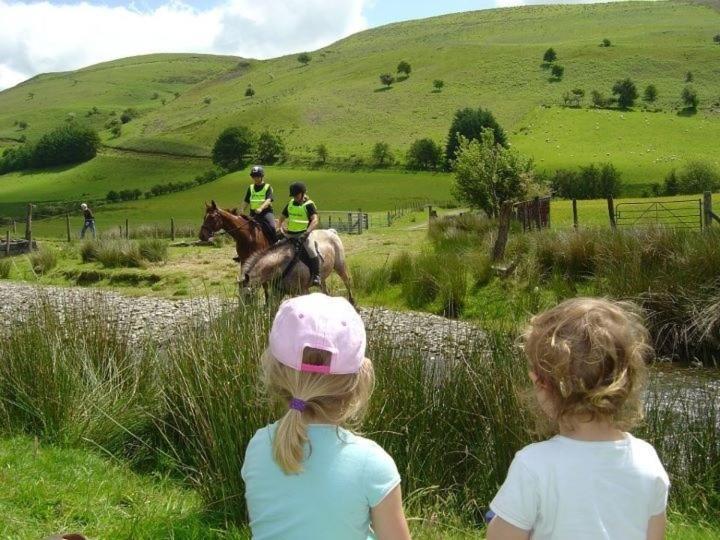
[0,0,556,90]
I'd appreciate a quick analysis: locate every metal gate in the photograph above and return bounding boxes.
[615,199,702,230]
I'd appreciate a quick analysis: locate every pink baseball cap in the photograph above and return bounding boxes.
[269,293,366,375]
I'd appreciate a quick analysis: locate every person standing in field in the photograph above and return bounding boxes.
[278,181,321,287]
[80,203,96,239]
[242,293,411,540]
[487,297,669,540]
[241,165,277,243]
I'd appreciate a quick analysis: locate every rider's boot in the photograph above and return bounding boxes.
[308,256,322,287]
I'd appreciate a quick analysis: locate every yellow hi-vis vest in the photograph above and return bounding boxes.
[287,198,314,233]
[249,183,270,211]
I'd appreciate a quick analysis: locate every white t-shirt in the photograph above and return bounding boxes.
[490,433,669,540]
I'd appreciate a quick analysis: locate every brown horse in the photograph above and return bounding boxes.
[199,200,272,269]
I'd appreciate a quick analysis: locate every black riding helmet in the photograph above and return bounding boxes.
[289,181,307,196]
[250,165,264,178]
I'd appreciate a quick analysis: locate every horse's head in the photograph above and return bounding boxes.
[199,200,223,241]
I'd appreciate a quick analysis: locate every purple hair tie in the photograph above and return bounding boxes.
[289,398,307,412]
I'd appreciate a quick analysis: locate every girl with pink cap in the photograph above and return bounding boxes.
[242,293,411,540]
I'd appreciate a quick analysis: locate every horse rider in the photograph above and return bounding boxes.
[241,165,277,243]
[80,203,96,239]
[278,182,321,287]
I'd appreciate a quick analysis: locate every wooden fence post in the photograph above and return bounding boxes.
[125,218,129,239]
[171,218,176,241]
[12,220,16,234]
[357,209,363,235]
[704,191,712,229]
[347,212,352,234]
[427,205,433,222]
[25,203,33,243]
[533,196,541,230]
[572,199,578,230]
[387,211,391,227]
[607,197,616,229]
[66,214,71,242]
[5,230,9,256]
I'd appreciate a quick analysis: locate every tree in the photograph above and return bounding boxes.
[601,38,611,47]
[211,126,255,171]
[32,124,100,168]
[663,169,679,196]
[106,190,121,203]
[397,61,411,78]
[453,130,535,218]
[406,138,443,171]
[551,64,564,80]
[445,107,507,165]
[612,78,638,108]
[298,52,311,66]
[315,144,328,165]
[714,34,720,44]
[677,161,719,193]
[372,142,393,167]
[433,80,444,91]
[563,88,585,107]
[681,85,698,109]
[643,84,658,103]
[379,73,395,87]
[685,71,693,83]
[543,48,557,63]
[245,85,255,97]
[255,131,285,164]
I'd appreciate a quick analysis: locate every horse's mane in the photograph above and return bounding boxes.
[243,239,294,276]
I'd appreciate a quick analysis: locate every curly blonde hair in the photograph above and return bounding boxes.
[261,348,375,474]
[523,297,653,432]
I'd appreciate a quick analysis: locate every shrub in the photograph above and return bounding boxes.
[550,64,564,80]
[297,52,311,65]
[17,120,28,130]
[211,126,255,171]
[714,34,720,44]
[591,90,607,108]
[110,124,121,138]
[433,79,444,91]
[245,85,255,97]
[80,240,99,263]
[96,240,144,268]
[371,142,393,167]
[0,258,11,279]
[32,125,100,168]
[685,71,693,83]
[445,107,507,164]
[203,96,212,105]
[0,144,33,174]
[551,163,622,199]
[151,92,159,100]
[255,131,285,165]
[681,85,699,110]
[663,170,679,196]
[389,252,413,284]
[379,73,395,87]
[563,88,584,107]
[120,108,138,124]
[612,78,638,108]
[29,246,57,275]
[677,161,719,194]
[138,239,168,263]
[601,38,611,47]
[315,143,329,165]
[643,84,658,103]
[397,61,411,77]
[543,47,557,63]
[406,138,443,171]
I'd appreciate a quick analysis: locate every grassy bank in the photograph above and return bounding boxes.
[0,298,717,536]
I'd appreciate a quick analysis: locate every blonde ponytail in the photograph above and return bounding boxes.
[261,349,375,475]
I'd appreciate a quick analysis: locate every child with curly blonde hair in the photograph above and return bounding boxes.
[488,297,669,540]
[242,293,411,540]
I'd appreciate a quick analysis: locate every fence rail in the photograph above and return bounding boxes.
[615,199,703,230]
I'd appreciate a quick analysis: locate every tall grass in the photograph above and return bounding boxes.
[0,257,11,278]
[79,238,168,268]
[2,299,718,527]
[28,245,57,275]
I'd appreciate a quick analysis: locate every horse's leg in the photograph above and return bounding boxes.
[336,265,355,305]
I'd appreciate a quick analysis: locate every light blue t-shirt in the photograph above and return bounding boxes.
[241,423,401,540]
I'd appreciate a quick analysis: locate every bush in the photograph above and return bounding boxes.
[677,161,720,194]
[397,61,411,77]
[714,34,720,44]
[245,86,255,97]
[212,126,255,171]
[445,107,507,164]
[543,47,557,63]
[643,84,658,103]
[120,108,138,124]
[591,90,608,108]
[138,239,168,263]
[315,143,328,165]
[255,131,285,165]
[685,71,694,83]
[0,258,11,279]
[550,64,564,79]
[563,88,584,107]
[601,38,611,47]
[612,78,638,108]
[31,125,100,168]
[29,246,57,275]
[681,85,699,109]
[297,52,311,65]
[379,73,395,87]
[406,138,443,171]
[0,144,33,174]
[433,80,444,91]
[551,163,622,199]
[371,142,393,167]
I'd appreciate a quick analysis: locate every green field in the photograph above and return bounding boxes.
[514,108,720,195]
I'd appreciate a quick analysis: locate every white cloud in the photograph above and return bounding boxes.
[0,0,368,90]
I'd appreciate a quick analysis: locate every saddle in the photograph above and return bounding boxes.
[281,237,321,280]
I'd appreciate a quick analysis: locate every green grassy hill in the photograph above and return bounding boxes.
[2,1,720,219]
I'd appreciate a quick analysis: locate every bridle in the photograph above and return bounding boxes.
[201,210,258,239]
